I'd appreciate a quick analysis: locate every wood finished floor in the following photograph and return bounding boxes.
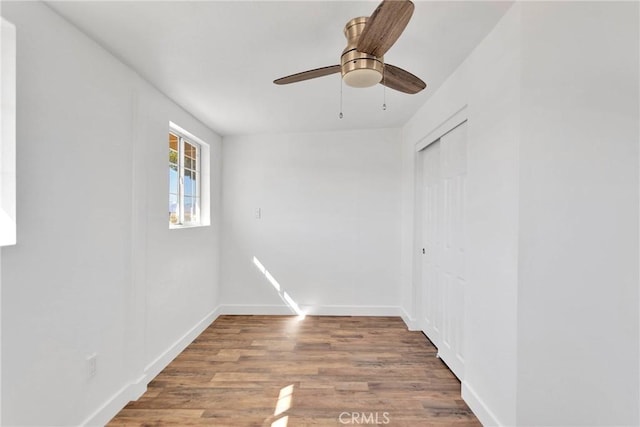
[108,315,481,426]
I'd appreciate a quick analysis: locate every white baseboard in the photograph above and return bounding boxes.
[303,305,400,316]
[143,306,221,381]
[81,306,221,427]
[81,375,146,427]
[400,307,419,330]
[218,304,296,315]
[218,304,401,317]
[461,381,502,427]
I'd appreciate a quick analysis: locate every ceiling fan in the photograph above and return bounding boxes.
[274,0,426,95]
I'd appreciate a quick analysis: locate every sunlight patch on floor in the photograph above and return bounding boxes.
[271,384,294,427]
[271,415,288,427]
[274,384,294,416]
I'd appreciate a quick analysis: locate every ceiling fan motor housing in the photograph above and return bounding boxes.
[341,17,384,88]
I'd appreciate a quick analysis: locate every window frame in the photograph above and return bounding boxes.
[169,123,208,229]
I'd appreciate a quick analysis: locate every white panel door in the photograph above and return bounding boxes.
[421,140,442,348]
[420,122,467,380]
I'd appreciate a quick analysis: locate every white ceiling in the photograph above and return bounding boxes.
[46,1,513,136]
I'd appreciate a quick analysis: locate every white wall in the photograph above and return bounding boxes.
[0,15,17,425]
[402,2,640,426]
[0,2,222,425]
[0,249,2,424]
[463,5,522,424]
[517,2,639,425]
[402,4,521,425]
[221,129,402,315]
[135,79,222,379]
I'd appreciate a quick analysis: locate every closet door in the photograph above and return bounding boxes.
[438,122,467,379]
[420,122,467,380]
[421,140,442,348]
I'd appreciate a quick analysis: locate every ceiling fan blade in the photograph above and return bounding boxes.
[357,0,415,58]
[381,64,426,94]
[274,65,341,85]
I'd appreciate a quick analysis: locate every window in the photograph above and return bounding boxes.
[1,18,16,246]
[169,126,203,227]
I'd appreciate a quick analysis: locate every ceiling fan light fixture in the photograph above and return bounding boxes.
[273,0,426,94]
[340,48,384,88]
[343,68,382,88]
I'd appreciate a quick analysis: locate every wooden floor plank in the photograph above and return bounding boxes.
[108,315,481,426]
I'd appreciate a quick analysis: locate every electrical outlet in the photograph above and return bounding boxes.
[87,354,97,379]
[255,208,261,219]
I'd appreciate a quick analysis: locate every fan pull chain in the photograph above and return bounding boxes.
[339,77,344,119]
[382,68,387,111]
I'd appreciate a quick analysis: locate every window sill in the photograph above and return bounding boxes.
[169,223,209,230]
